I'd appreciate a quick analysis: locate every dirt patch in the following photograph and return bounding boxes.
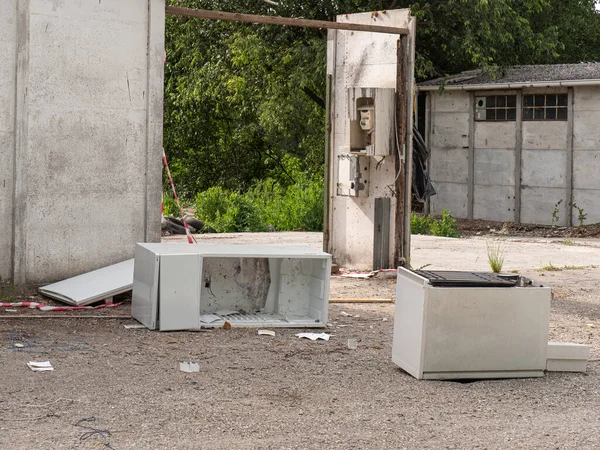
[456,218,600,239]
[1,234,599,448]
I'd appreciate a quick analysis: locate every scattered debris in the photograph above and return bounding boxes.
[179,362,200,373]
[0,301,123,312]
[587,324,596,328]
[258,329,276,336]
[223,321,232,330]
[340,311,351,317]
[331,263,340,274]
[27,361,54,372]
[347,338,358,350]
[199,314,222,324]
[8,334,93,353]
[75,416,114,449]
[123,324,146,329]
[330,298,393,303]
[295,332,331,341]
[341,272,375,279]
[5,309,17,312]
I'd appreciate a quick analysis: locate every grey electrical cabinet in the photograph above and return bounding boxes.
[132,243,331,331]
[348,87,396,156]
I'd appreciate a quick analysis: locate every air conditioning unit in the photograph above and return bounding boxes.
[132,243,331,331]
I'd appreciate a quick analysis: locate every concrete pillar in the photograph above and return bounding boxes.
[3,0,165,289]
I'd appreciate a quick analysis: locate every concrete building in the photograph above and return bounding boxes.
[1,0,165,290]
[418,63,600,226]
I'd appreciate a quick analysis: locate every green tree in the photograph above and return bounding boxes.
[164,0,600,199]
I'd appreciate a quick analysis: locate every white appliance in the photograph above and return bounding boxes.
[392,268,551,380]
[132,243,331,331]
[546,342,590,373]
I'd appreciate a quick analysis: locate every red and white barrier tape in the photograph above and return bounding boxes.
[162,148,197,244]
[0,302,122,312]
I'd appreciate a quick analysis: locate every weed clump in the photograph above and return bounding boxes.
[411,210,460,238]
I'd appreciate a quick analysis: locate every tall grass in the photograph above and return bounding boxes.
[486,240,505,273]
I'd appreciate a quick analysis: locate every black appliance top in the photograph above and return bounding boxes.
[412,270,519,287]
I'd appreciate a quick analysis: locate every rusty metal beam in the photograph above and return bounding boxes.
[166,6,409,35]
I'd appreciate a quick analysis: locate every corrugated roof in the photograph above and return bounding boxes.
[419,63,600,87]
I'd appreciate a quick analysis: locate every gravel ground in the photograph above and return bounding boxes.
[1,232,599,449]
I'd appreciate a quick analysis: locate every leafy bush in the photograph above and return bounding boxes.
[250,174,323,232]
[195,187,264,233]
[411,210,460,238]
[162,192,179,217]
[411,214,434,235]
[195,156,324,233]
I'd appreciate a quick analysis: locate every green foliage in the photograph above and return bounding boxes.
[411,210,460,238]
[410,213,434,236]
[430,210,460,238]
[195,187,265,233]
[164,0,600,208]
[486,240,505,273]
[195,157,324,232]
[552,199,563,225]
[163,193,179,217]
[570,202,587,227]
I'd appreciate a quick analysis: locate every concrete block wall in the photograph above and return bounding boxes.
[520,119,568,225]
[473,120,516,223]
[428,91,470,217]
[573,86,600,224]
[1,0,164,288]
[429,86,598,226]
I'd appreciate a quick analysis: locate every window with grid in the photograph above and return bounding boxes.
[476,95,517,121]
[523,94,568,121]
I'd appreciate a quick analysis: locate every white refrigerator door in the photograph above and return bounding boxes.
[159,253,201,331]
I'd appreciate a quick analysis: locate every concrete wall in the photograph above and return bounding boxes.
[0,0,18,284]
[428,86,597,226]
[326,10,415,269]
[1,0,164,288]
[428,90,470,217]
[573,86,600,224]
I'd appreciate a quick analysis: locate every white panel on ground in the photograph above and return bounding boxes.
[38,259,134,306]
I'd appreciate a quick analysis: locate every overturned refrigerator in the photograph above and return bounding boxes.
[132,243,331,330]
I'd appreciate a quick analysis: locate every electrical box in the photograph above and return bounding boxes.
[337,153,370,197]
[475,96,486,120]
[348,87,395,156]
[132,243,331,331]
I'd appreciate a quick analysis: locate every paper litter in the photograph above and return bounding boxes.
[123,324,146,329]
[27,361,54,372]
[295,332,331,341]
[258,330,276,336]
[179,362,200,373]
